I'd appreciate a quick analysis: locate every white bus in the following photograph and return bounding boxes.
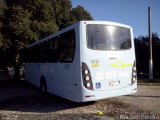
[22,21,137,102]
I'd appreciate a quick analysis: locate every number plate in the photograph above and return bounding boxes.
[109,81,120,87]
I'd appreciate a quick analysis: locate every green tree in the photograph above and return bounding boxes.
[5,0,58,80]
[51,0,72,29]
[7,0,58,44]
[2,0,93,80]
[0,0,7,49]
[51,1,93,29]
[69,5,93,24]
[5,6,31,80]
[0,0,10,68]
[0,0,6,29]
[23,0,58,39]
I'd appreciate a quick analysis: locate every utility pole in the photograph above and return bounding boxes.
[148,7,153,80]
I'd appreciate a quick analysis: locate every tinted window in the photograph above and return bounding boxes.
[47,37,59,62]
[22,29,76,63]
[59,30,76,63]
[87,25,131,50]
[39,41,48,62]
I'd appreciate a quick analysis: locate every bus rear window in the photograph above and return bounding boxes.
[86,25,131,50]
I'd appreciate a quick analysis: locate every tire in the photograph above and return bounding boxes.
[40,76,47,94]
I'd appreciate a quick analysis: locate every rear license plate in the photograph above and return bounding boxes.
[109,80,120,87]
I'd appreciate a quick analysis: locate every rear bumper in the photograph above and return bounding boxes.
[80,83,137,102]
[95,84,137,100]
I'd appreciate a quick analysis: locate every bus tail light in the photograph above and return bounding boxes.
[82,62,93,90]
[131,61,137,84]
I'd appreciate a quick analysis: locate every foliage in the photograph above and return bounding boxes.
[0,0,7,49]
[52,0,72,29]
[69,5,93,24]
[6,6,32,48]
[0,0,6,13]
[4,0,92,49]
[6,0,58,49]
[0,0,93,80]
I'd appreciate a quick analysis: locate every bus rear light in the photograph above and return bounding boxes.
[133,77,136,82]
[133,72,136,76]
[133,67,136,71]
[86,82,91,87]
[85,76,90,81]
[131,61,137,84]
[84,70,89,75]
[82,62,93,90]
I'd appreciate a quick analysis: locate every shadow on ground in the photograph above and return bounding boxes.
[0,80,94,113]
[125,95,160,98]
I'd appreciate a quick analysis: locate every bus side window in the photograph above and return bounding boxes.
[54,39,59,62]
[28,47,34,62]
[58,29,76,63]
[58,35,65,62]
[47,38,58,63]
[33,44,40,62]
[21,49,27,63]
[39,41,48,63]
[64,30,76,63]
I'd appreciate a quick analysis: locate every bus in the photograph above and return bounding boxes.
[21,21,137,102]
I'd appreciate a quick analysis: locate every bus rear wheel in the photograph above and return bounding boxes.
[40,76,47,94]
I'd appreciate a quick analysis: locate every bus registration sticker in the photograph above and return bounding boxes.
[91,59,99,67]
[109,81,120,87]
[96,82,101,89]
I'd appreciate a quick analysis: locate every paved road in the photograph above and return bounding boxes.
[118,85,160,113]
[0,80,160,114]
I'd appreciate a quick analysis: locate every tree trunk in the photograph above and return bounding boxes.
[13,65,20,80]
[13,53,20,80]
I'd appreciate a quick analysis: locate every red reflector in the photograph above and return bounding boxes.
[85,95,95,98]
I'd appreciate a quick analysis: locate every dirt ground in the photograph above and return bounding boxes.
[0,80,159,120]
[118,85,160,114]
[0,80,40,101]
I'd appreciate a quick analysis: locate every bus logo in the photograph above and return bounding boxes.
[110,60,132,68]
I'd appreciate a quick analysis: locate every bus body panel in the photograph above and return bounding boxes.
[79,21,137,102]
[79,83,136,102]
[25,24,82,102]
[82,50,135,90]
[23,21,137,102]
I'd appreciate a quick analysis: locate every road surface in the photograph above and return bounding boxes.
[0,80,160,114]
[118,85,160,113]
